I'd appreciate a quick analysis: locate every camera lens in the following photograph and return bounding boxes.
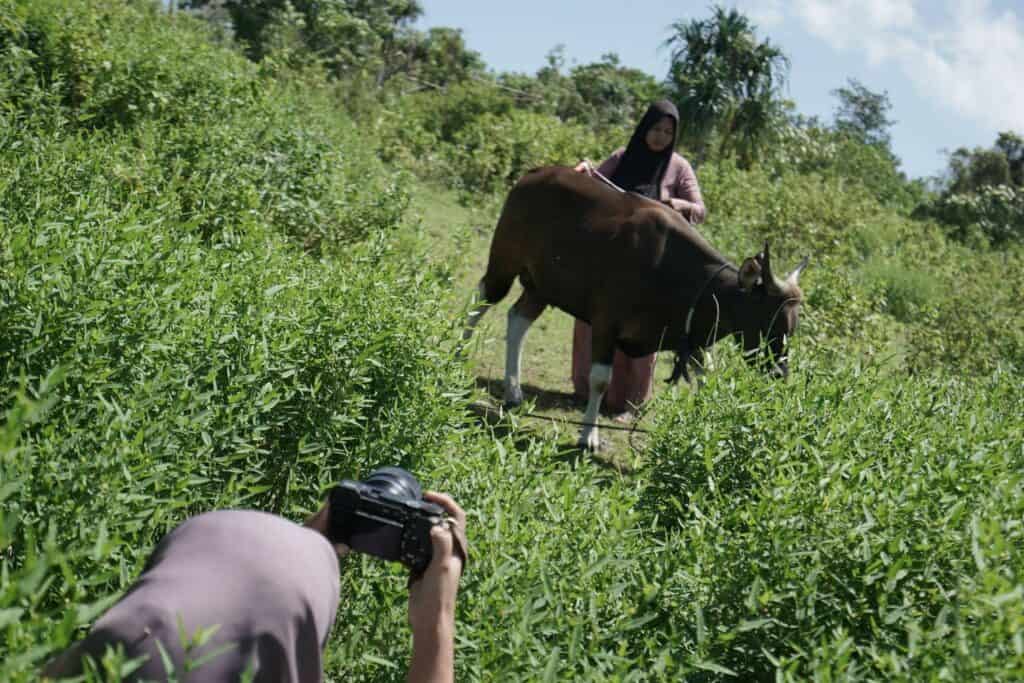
[364,467,423,501]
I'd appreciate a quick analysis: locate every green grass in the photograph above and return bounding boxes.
[2,2,1023,681]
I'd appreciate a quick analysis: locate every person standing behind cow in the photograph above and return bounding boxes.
[571,100,707,420]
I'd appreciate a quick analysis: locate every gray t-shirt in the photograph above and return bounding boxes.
[51,510,340,682]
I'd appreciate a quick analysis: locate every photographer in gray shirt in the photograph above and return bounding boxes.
[42,482,467,683]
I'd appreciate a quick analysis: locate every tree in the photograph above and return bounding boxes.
[663,5,789,166]
[401,27,486,87]
[942,133,1024,197]
[995,131,1024,187]
[916,131,1024,246]
[832,78,896,149]
[565,53,664,130]
[184,0,423,78]
[947,147,1011,195]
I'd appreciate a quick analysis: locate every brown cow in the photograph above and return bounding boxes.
[462,166,807,450]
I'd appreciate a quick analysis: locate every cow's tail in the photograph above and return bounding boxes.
[667,351,691,385]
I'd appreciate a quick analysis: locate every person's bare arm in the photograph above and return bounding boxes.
[40,642,86,680]
[304,500,349,557]
[407,492,466,683]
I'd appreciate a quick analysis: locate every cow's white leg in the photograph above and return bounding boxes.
[503,307,535,406]
[578,362,612,451]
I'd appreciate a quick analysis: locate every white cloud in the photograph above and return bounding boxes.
[921,2,1024,132]
[732,0,785,29]
[792,0,919,56]
[768,0,1024,132]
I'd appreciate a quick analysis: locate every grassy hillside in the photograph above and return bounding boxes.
[1,1,1022,681]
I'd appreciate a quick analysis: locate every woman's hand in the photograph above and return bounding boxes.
[662,198,693,221]
[573,160,593,175]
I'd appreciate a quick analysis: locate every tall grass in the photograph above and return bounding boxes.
[1,1,1022,681]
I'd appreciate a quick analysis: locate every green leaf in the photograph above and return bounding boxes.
[0,608,25,629]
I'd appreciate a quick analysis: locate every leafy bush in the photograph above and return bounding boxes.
[917,184,1024,246]
[449,110,612,195]
[374,84,619,197]
[0,0,258,130]
[860,257,940,322]
[903,246,1024,375]
[766,125,923,211]
[642,362,1024,679]
[0,178,467,681]
[0,3,464,676]
[0,0,407,250]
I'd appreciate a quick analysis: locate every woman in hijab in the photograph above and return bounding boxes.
[571,100,707,420]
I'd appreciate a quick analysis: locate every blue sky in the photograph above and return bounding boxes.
[416,1,1024,181]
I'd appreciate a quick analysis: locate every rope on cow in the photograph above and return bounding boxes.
[516,412,653,434]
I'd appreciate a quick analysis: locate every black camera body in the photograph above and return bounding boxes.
[326,467,444,573]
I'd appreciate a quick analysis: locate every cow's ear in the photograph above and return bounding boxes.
[738,257,762,291]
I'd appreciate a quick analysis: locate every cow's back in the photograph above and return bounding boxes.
[486,166,692,322]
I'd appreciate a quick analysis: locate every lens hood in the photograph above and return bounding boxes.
[364,466,423,501]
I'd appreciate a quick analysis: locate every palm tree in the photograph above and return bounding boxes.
[663,6,789,166]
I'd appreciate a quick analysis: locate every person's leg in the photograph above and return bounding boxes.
[626,352,658,406]
[570,319,592,401]
[604,352,657,421]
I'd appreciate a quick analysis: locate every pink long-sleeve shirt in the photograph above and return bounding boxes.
[597,148,707,224]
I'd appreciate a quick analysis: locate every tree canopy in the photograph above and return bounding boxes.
[831,78,896,150]
[663,5,789,166]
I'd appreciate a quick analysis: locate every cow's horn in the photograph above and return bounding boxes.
[760,240,773,278]
[787,256,809,285]
[760,240,790,294]
[761,240,785,291]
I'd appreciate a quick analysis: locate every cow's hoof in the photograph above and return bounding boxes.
[503,387,524,408]
[577,432,601,452]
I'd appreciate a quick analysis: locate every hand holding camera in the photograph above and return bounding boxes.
[323,467,467,683]
[325,467,468,575]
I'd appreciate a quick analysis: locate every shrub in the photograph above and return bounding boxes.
[0,208,469,678]
[449,110,610,195]
[860,257,940,322]
[918,184,1024,246]
[642,361,1024,679]
[766,125,923,212]
[0,0,258,130]
[0,3,408,251]
[373,82,623,197]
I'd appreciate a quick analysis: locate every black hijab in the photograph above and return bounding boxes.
[610,100,680,198]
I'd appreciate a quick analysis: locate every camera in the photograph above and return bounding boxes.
[326,467,445,573]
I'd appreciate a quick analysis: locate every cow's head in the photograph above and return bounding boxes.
[737,241,808,379]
